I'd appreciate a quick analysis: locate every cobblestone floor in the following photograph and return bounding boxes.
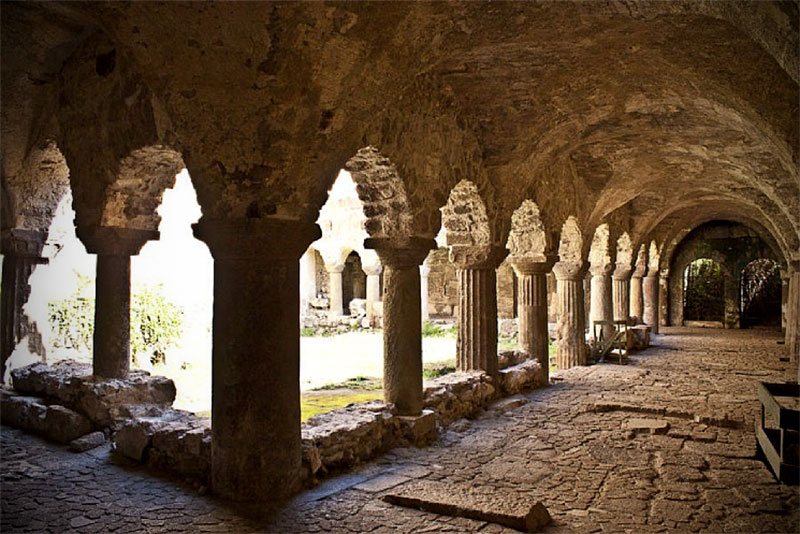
[2,327,799,533]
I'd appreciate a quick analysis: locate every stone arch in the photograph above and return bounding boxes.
[588,224,612,271]
[344,147,414,240]
[99,146,185,232]
[506,200,548,261]
[558,216,583,267]
[441,180,492,262]
[616,232,633,271]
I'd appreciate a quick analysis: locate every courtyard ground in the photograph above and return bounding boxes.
[1,327,798,533]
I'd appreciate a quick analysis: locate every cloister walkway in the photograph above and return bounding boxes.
[2,327,798,533]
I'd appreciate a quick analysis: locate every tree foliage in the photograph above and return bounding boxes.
[48,277,183,366]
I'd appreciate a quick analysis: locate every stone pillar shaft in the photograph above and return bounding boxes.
[94,254,132,378]
[457,267,498,377]
[612,268,632,323]
[643,274,659,334]
[365,273,381,322]
[659,273,669,327]
[77,226,156,379]
[419,264,431,321]
[589,265,613,339]
[554,263,586,369]
[630,275,644,322]
[785,266,800,363]
[327,267,344,316]
[193,218,320,502]
[512,260,551,382]
[723,274,740,330]
[0,229,48,379]
[366,238,434,416]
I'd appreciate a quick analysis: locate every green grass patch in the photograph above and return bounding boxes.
[300,327,336,337]
[301,391,383,422]
[313,376,382,391]
[423,358,456,379]
[421,321,455,338]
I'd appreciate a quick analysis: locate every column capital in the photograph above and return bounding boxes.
[0,228,47,258]
[364,237,436,268]
[362,263,383,277]
[589,262,614,277]
[613,265,633,280]
[193,217,320,261]
[448,245,508,270]
[553,261,583,280]
[509,256,555,276]
[325,263,345,274]
[77,226,158,256]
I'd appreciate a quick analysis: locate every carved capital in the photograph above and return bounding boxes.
[193,217,321,261]
[364,236,435,269]
[613,265,633,281]
[0,229,47,258]
[448,245,508,270]
[361,263,383,277]
[509,256,555,276]
[552,261,583,280]
[589,262,613,277]
[77,226,158,256]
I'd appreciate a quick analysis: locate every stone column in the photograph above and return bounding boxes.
[630,271,645,323]
[326,263,345,317]
[193,217,320,502]
[643,269,660,334]
[612,266,632,323]
[1,229,48,379]
[510,259,552,382]
[365,237,435,415]
[450,247,507,378]
[589,263,614,340]
[781,269,789,338]
[786,264,800,363]
[299,249,317,309]
[362,263,382,324]
[419,262,431,321]
[723,269,740,330]
[77,226,157,379]
[553,261,586,369]
[659,270,669,327]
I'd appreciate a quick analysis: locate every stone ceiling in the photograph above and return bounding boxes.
[2,1,798,263]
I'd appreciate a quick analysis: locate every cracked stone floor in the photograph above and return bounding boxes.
[2,327,799,533]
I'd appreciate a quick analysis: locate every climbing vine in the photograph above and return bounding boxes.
[48,277,183,366]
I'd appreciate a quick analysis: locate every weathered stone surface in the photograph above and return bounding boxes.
[422,372,496,426]
[1,390,93,444]
[624,418,670,435]
[69,431,106,452]
[384,480,551,532]
[629,325,651,350]
[499,360,544,395]
[11,361,176,428]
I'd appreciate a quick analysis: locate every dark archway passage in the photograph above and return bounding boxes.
[741,259,782,328]
[683,258,725,323]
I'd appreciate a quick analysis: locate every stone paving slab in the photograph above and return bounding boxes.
[2,327,799,533]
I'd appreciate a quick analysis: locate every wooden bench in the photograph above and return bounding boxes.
[755,381,799,484]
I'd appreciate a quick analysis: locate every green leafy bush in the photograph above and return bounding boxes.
[421,320,454,338]
[48,278,184,366]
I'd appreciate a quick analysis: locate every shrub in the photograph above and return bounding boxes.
[48,278,184,367]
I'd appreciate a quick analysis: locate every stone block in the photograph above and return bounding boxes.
[499,360,543,395]
[1,391,46,430]
[628,325,651,351]
[624,418,670,435]
[11,361,176,428]
[384,480,551,532]
[394,410,437,446]
[44,405,94,443]
[114,418,165,462]
[490,395,528,412]
[70,431,106,452]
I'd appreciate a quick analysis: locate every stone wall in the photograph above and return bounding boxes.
[426,248,517,319]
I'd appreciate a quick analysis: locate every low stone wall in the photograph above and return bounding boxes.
[1,390,94,445]
[10,361,176,429]
[112,363,545,489]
